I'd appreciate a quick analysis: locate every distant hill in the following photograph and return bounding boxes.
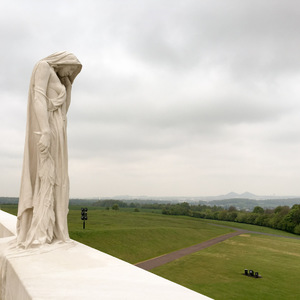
[1,193,300,211]
[200,192,298,201]
[206,198,300,210]
[103,192,299,201]
[0,197,100,206]
[69,199,99,205]
[98,193,300,210]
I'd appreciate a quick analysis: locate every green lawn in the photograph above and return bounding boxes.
[152,233,300,300]
[2,205,300,299]
[200,218,298,237]
[0,204,18,215]
[67,208,232,263]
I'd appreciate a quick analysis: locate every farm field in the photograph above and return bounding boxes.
[1,205,300,299]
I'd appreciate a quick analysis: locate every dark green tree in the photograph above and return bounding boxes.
[253,206,264,214]
[112,204,119,210]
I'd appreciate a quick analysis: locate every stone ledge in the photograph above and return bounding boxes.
[0,210,211,300]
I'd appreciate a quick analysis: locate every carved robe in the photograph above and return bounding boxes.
[17,52,82,248]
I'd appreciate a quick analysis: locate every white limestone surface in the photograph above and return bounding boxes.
[0,211,212,300]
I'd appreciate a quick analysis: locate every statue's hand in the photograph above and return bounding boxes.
[38,132,51,153]
[60,76,72,90]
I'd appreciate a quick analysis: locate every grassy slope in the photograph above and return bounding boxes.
[67,208,232,263]
[1,204,298,238]
[152,233,300,300]
[0,204,18,215]
[200,218,298,237]
[2,205,300,299]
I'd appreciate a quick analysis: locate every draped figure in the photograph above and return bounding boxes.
[17,52,82,248]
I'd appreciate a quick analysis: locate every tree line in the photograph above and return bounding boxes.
[91,199,300,235]
[92,199,165,210]
[162,202,300,235]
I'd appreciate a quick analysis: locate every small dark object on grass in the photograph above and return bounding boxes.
[243,269,262,278]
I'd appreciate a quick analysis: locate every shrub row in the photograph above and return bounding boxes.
[162,202,300,235]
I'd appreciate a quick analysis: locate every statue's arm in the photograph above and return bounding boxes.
[33,61,51,153]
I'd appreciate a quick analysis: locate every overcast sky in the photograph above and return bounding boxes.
[1,0,300,198]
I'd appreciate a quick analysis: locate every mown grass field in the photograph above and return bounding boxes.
[67,206,232,263]
[152,233,300,299]
[200,218,298,237]
[1,204,300,299]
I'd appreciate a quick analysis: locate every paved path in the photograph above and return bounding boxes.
[135,231,242,270]
[135,224,300,271]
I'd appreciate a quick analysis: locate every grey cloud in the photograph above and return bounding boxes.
[114,0,300,78]
[68,91,290,162]
[1,0,300,197]
[71,88,289,130]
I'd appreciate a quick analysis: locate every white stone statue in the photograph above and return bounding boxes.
[16,52,82,248]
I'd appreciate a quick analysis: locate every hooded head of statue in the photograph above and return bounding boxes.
[40,51,82,84]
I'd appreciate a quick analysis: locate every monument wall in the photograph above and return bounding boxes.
[0,210,211,300]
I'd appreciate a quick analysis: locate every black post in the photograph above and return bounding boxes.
[81,207,88,229]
